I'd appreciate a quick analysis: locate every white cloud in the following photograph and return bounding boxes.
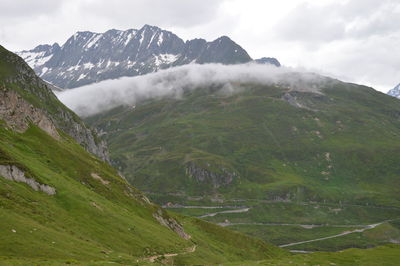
[57,63,323,117]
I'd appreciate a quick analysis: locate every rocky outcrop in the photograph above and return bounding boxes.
[282,92,304,108]
[0,45,109,162]
[0,165,56,195]
[91,172,109,185]
[186,162,238,189]
[0,90,60,139]
[153,209,191,240]
[55,109,110,161]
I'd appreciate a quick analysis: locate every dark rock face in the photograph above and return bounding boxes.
[254,57,281,67]
[186,162,238,189]
[17,25,253,89]
[387,83,400,99]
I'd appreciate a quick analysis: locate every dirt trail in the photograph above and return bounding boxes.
[145,245,197,263]
[198,207,250,218]
[164,205,246,209]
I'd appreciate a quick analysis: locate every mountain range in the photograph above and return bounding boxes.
[17,25,280,89]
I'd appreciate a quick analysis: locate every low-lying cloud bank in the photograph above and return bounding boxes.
[57,63,326,117]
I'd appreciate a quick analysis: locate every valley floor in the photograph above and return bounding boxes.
[164,198,400,252]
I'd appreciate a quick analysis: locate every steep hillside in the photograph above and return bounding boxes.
[87,78,400,208]
[17,25,259,88]
[84,70,400,252]
[0,45,285,264]
[0,45,108,161]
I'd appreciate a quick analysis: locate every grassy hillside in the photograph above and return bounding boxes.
[0,124,285,264]
[87,80,400,207]
[0,45,285,264]
[86,76,400,252]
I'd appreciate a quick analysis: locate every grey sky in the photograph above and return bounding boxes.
[0,0,399,92]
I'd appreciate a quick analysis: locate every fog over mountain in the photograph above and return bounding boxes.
[57,63,325,117]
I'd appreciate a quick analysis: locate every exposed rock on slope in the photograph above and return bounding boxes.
[186,162,238,189]
[153,209,191,240]
[0,45,109,161]
[0,165,56,195]
[0,89,60,139]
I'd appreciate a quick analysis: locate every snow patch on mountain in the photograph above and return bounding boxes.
[154,54,179,67]
[387,83,400,98]
[85,34,102,49]
[16,25,265,89]
[19,51,53,68]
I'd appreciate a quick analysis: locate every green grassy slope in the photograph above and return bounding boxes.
[86,77,400,253]
[87,81,400,208]
[0,125,284,263]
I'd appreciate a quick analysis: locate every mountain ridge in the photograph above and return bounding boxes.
[17,24,280,89]
[85,71,400,208]
[0,45,109,161]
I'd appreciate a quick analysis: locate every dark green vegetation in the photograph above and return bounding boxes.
[87,72,400,253]
[87,79,400,207]
[0,45,286,264]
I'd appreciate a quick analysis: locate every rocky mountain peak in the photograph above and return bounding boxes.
[16,25,261,89]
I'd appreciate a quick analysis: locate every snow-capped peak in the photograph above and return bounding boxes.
[387,83,400,98]
[17,24,255,89]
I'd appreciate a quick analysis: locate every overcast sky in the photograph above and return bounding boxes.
[1,0,399,92]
